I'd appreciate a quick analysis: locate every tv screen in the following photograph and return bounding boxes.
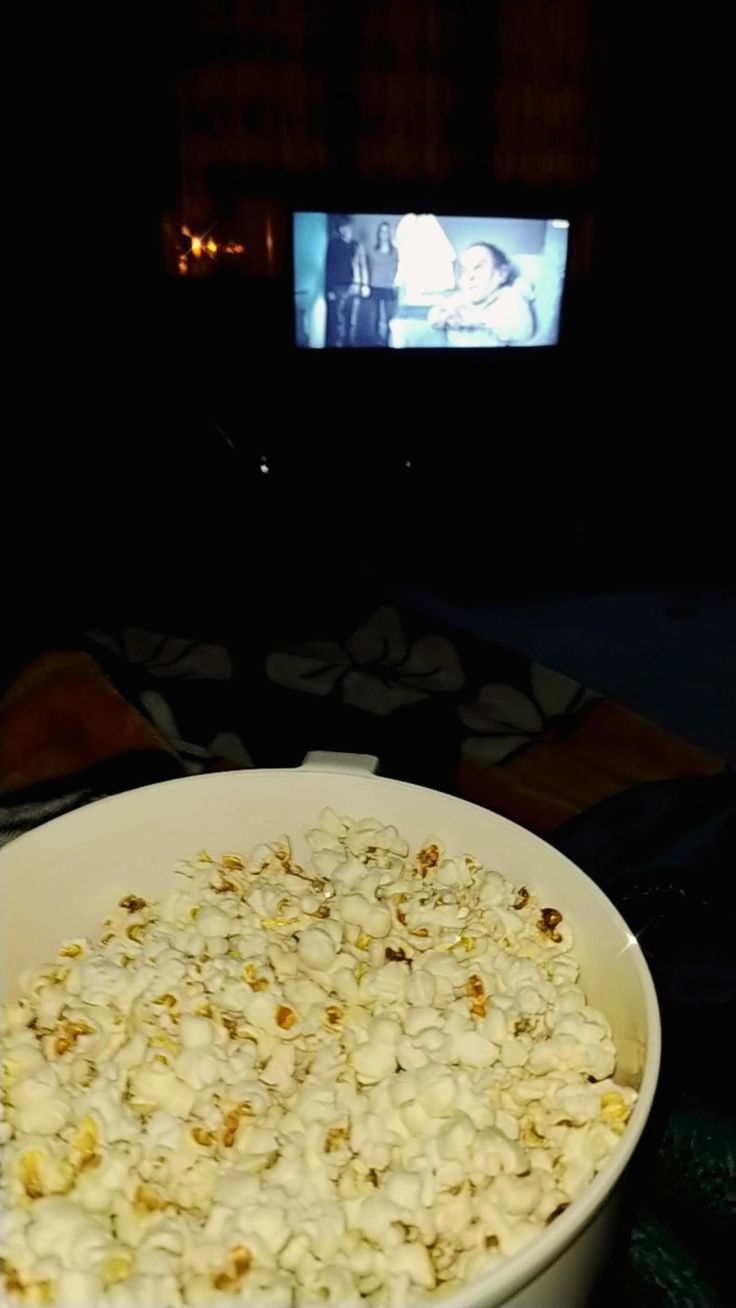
[293,212,570,349]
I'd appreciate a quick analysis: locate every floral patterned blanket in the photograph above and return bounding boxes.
[0,601,732,1306]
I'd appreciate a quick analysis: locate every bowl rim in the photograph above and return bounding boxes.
[0,766,662,1306]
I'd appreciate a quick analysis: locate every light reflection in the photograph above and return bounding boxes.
[174,226,246,274]
[614,931,639,960]
[614,915,659,959]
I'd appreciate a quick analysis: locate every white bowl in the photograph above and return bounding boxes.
[0,757,660,1308]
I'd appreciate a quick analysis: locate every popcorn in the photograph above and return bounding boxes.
[54,1270,102,1307]
[500,1038,529,1069]
[14,1146,73,1200]
[351,1043,397,1084]
[297,927,337,971]
[130,1063,196,1120]
[339,895,392,939]
[453,1031,499,1069]
[175,1049,220,1091]
[1,814,635,1307]
[178,1016,216,1048]
[8,1070,72,1137]
[405,971,436,1007]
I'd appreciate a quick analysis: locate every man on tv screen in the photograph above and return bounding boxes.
[324,215,368,348]
[428,242,535,345]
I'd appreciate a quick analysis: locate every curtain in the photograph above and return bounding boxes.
[493,0,596,185]
[174,0,597,195]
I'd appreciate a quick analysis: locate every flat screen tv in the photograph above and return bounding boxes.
[293,211,570,349]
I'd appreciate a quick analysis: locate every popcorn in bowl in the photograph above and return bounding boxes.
[1,811,636,1306]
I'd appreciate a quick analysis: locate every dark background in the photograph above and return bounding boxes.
[11,1,731,647]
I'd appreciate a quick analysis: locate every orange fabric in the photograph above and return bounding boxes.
[456,699,722,834]
[0,651,724,836]
[0,651,172,793]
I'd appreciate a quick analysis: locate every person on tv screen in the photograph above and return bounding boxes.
[368,221,399,346]
[324,215,367,347]
[428,242,535,345]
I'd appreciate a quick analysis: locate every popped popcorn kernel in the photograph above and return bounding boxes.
[384,946,411,964]
[70,1115,98,1159]
[1,808,635,1308]
[212,878,238,895]
[58,942,84,958]
[415,843,442,876]
[101,1255,131,1287]
[275,1005,297,1031]
[538,908,563,942]
[118,895,147,913]
[601,1091,632,1134]
[243,963,270,991]
[52,1020,94,1057]
[545,1201,570,1224]
[18,1151,48,1199]
[3,1272,54,1304]
[211,1246,252,1291]
[192,1125,216,1147]
[135,1183,170,1212]
[324,1126,349,1153]
[153,992,177,1008]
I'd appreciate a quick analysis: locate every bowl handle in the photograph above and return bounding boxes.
[300,751,380,777]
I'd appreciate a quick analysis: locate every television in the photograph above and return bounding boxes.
[293,211,570,350]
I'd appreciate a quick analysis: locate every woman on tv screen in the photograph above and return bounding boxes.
[368,221,399,347]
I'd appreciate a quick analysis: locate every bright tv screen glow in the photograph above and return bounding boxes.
[293,212,569,349]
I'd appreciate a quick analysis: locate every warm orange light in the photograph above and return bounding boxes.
[206,238,217,255]
[181,225,191,238]
[177,256,188,275]
[191,236,203,258]
[232,243,244,254]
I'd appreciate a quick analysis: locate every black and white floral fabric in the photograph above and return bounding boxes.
[458,664,599,764]
[266,605,464,716]
[86,629,252,774]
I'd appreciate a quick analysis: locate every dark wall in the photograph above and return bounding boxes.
[12,1,730,650]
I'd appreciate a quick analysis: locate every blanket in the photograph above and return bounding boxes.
[1,609,732,1306]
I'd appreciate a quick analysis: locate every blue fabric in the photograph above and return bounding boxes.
[553,773,736,1307]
